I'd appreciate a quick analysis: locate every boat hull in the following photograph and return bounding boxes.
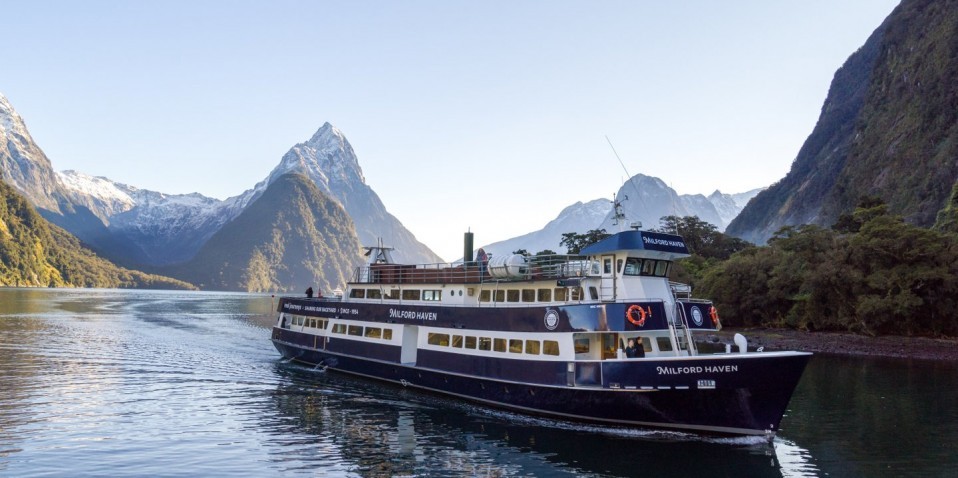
[272,329,810,436]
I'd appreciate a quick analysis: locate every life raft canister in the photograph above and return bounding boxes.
[626,304,650,327]
[709,305,721,326]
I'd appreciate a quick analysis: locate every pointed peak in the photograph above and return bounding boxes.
[307,122,345,147]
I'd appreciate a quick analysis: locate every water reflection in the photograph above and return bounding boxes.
[270,364,818,477]
[22,289,958,477]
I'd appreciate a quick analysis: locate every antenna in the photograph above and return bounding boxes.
[606,136,643,229]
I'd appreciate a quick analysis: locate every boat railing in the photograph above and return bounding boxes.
[669,281,692,299]
[352,254,594,285]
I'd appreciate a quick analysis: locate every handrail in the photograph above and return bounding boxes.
[352,254,594,285]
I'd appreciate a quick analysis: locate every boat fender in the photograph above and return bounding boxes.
[626,304,649,327]
[709,305,721,326]
[734,333,748,354]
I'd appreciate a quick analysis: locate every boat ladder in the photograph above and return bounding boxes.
[670,303,697,356]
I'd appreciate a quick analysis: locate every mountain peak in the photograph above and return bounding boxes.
[268,122,365,193]
[307,122,347,152]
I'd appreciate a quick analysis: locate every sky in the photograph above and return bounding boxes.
[3,0,900,261]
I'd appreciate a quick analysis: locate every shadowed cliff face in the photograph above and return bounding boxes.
[727,0,958,244]
[163,173,364,293]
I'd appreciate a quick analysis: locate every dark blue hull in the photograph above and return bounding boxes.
[272,327,810,435]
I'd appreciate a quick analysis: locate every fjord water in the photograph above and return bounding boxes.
[1,289,955,477]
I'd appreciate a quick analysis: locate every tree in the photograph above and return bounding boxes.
[655,215,751,260]
[560,229,610,254]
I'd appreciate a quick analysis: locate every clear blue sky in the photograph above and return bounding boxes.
[4,0,899,261]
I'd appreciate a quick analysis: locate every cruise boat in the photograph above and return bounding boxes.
[271,228,811,436]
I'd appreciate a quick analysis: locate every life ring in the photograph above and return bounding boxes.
[709,305,720,326]
[626,304,649,327]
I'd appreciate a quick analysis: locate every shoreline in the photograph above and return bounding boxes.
[699,327,958,362]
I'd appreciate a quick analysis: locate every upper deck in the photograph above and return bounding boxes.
[352,230,691,287]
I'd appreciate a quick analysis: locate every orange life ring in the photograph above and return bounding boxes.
[626,304,649,327]
[709,305,720,326]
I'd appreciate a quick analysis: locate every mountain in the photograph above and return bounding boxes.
[0,179,194,289]
[164,173,363,293]
[477,199,612,258]
[1,93,439,290]
[727,0,958,243]
[709,188,763,228]
[263,123,441,264]
[596,174,727,233]
[477,175,757,257]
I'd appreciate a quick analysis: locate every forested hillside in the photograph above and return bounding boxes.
[0,180,195,289]
[698,201,958,337]
[165,173,364,293]
[728,0,958,243]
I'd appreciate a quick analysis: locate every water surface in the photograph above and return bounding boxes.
[0,289,954,476]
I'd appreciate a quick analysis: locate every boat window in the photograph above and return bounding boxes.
[589,287,598,300]
[509,339,523,353]
[422,290,441,301]
[402,290,421,300]
[656,337,673,352]
[521,289,535,302]
[365,327,382,339]
[554,288,567,301]
[348,325,363,336]
[493,290,505,302]
[537,289,551,302]
[465,336,477,349]
[451,335,463,348]
[525,340,540,355]
[308,319,316,328]
[478,337,492,351]
[574,338,590,354]
[603,258,612,274]
[638,337,649,352]
[383,329,393,340]
[349,288,365,299]
[624,258,642,276]
[387,289,400,300]
[602,334,618,359]
[366,289,382,299]
[479,290,491,302]
[506,290,520,302]
[641,260,655,276]
[571,287,583,301]
[493,338,507,352]
[654,261,670,277]
[332,323,346,334]
[543,340,560,356]
[428,333,450,346]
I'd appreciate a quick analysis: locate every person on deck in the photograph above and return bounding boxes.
[305,287,314,298]
[625,338,639,358]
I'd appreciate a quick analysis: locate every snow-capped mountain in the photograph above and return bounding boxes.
[479,175,759,255]
[596,174,724,232]
[477,199,613,258]
[1,93,67,212]
[259,123,442,264]
[1,93,440,273]
[708,188,764,228]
